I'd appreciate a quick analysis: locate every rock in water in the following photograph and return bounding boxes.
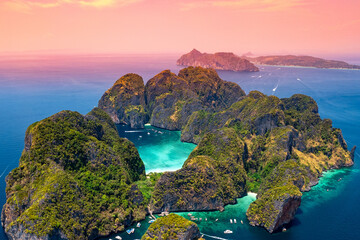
[246,184,302,233]
[98,73,148,128]
[1,108,146,240]
[177,49,259,72]
[141,213,201,240]
[351,146,357,161]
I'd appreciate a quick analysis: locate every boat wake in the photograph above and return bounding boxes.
[0,165,9,178]
[272,79,280,93]
[201,233,228,240]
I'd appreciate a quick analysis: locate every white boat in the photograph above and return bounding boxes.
[126,228,135,234]
[241,220,244,224]
[230,219,233,224]
[136,222,141,228]
[115,236,122,240]
[234,219,237,223]
[215,218,218,222]
[224,230,233,234]
[149,219,155,223]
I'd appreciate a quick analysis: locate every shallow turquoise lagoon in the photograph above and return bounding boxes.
[117,124,196,173]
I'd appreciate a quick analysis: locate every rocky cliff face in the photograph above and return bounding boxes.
[141,213,201,240]
[99,66,246,131]
[177,49,259,72]
[145,67,245,130]
[98,73,148,128]
[247,184,302,233]
[2,108,147,240]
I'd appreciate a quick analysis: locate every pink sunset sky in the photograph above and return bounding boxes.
[0,0,359,57]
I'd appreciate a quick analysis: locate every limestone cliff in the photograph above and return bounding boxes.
[177,49,259,72]
[2,108,146,240]
[98,73,148,128]
[141,214,201,240]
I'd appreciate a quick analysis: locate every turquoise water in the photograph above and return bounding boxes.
[117,124,195,173]
[1,54,360,240]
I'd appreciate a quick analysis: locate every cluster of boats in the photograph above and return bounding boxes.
[110,218,149,239]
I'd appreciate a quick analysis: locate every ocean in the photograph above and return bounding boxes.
[0,54,359,240]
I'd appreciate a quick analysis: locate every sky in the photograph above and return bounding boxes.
[0,0,359,57]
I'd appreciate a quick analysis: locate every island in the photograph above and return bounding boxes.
[1,108,148,239]
[141,214,201,240]
[2,66,356,239]
[177,49,259,72]
[245,55,360,69]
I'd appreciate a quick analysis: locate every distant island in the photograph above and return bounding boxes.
[245,55,360,69]
[2,66,356,239]
[177,49,259,72]
[178,49,360,70]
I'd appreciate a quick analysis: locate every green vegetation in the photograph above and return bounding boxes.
[152,88,353,232]
[3,108,146,239]
[247,184,302,231]
[98,73,147,128]
[136,172,163,203]
[150,128,247,212]
[3,67,354,237]
[141,213,199,240]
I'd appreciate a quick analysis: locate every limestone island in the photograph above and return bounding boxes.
[244,55,360,70]
[141,213,201,240]
[177,49,259,72]
[2,66,356,239]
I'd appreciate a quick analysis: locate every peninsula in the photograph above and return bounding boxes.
[177,49,259,72]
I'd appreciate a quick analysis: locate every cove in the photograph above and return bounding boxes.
[116,124,196,173]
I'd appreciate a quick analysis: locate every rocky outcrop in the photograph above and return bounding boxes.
[247,184,302,233]
[245,55,360,69]
[2,108,146,240]
[141,214,201,240]
[99,67,245,131]
[351,146,357,161]
[98,73,147,128]
[177,49,259,72]
[145,67,245,130]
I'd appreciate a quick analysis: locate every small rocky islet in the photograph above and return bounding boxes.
[2,66,356,239]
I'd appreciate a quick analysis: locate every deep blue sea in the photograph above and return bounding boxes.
[0,54,359,240]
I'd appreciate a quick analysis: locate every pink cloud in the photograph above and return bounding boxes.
[1,0,142,12]
[180,0,310,11]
